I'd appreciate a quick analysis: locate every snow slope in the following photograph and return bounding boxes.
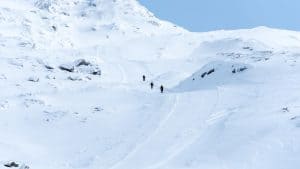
[1,0,300,169]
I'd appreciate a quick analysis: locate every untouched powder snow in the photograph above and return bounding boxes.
[1,0,300,169]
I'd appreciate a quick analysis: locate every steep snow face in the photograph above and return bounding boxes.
[33,0,155,24]
[1,1,300,169]
[0,0,182,49]
[174,61,251,92]
[33,0,151,16]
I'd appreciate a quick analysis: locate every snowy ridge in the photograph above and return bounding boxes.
[1,0,300,169]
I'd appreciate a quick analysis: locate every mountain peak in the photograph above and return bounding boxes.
[0,0,183,49]
[33,0,154,19]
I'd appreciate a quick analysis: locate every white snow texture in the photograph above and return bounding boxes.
[0,0,300,169]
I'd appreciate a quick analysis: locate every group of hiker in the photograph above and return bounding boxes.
[143,75,164,93]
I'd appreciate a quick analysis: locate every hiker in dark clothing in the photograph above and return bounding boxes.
[142,75,146,81]
[150,82,154,89]
[160,85,164,93]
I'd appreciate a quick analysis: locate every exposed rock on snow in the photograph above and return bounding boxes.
[74,59,91,67]
[67,76,82,81]
[59,59,101,76]
[28,76,39,82]
[3,162,29,169]
[19,165,30,169]
[201,68,215,78]
[232,66,248,74]
[45,74,56,79]
[174,61,251,91]
[77,64,101,76]
[59,64,75,72]
[3,161,19,168]
[44,64,54,70]
[1,0,300,169]
[93,106,104,112]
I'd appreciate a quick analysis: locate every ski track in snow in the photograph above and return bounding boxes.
[1,0,300,169]
[109,94,179,169]
[145,89,220,169]
[117,63,128,84]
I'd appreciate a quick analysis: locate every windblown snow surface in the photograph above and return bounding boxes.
[1,0,300,169]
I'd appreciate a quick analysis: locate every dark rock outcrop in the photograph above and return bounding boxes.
[4,161,19,168]
[59,64,75,72]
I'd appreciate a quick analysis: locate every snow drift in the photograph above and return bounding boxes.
[1,0,300,169]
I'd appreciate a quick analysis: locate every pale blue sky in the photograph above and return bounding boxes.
[138,0,300,32]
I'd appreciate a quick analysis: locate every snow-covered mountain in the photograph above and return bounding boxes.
[1,0,300,169]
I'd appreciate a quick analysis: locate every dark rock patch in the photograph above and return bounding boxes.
[4,161,19,168]
[59,59,101,76]
[242,46,253,51]
[201,72,207,78]
[51,26,57,31]
[67,76,82,81]
[232,66,248,74]
[201,68,215,78]
[207,69,215,75]
[93,106,104,112]
[74,59,91,67]
[45,64,54,70]
[282,107,289,113]
[28,76,39,82]
[291,116,299,120]
[59,64,75,72]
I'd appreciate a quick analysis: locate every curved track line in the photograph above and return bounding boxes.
[109,94,179,169]
[145,88,221,169]
[117,63,128,84]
